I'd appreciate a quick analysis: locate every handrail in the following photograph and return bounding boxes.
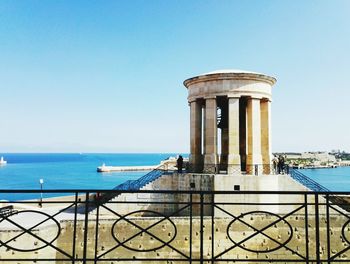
[114,164,170,191]
[289,167,330,192]
[96,165,172,204]
[289,167,350,211]
[186,163,275,175]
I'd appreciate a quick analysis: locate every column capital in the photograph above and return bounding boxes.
[188,98,198,103]
[204,96,216,100]
[188,96,206,103]
[189,98,206,104]
[248,96,263,100]
[227,94,241,99]
[261,97,272,103]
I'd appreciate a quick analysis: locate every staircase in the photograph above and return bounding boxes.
[95,165,172,205]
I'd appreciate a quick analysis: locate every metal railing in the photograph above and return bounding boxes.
[1,189,350,263]
[114,165,172,190]
[289,166,330,192]
[186,163,278,175]
[95,165,172,204]
[289,167,350,212]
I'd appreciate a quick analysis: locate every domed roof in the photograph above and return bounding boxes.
[184,69,276,87]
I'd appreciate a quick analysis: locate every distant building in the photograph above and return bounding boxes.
[301,152,336,163]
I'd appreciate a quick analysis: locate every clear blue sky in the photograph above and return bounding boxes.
[0,0,349,153]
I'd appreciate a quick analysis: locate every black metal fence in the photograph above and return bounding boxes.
[1,190,350,263]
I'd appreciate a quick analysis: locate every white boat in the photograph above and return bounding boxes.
[0,156,7,165]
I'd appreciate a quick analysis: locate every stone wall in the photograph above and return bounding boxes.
[97,173,214,216]
[98,173,311,217]
[214,174,312,215]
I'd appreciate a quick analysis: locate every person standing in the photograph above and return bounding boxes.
[281,155,286,174]
[272,156,278,174]
[278,155,285,174]
[277,155,282,174]
[177,155,184,173]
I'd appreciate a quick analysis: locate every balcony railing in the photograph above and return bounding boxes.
[186,163,282,175]
[1,190,350,263]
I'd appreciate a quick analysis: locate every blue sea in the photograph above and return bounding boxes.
[0,153,184,200]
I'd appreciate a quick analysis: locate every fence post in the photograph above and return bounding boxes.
[72,192,79,263]
[314,193,320,263]
[200,193,204,264]
[189,192,193,263]
[304,194,309,264]
[211,192,214,263]
[326,194,330,264]
[94,200,100,264]
[83,192,90,264]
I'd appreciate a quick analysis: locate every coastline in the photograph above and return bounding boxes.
[0,153,183,200]
[1,193,95,211]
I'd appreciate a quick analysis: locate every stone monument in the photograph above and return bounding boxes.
[183,69,276,174]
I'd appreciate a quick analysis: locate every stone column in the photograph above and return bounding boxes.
[227,97,241,174]
[246,97,263,175]
[204,97,218,173]
[189,99,203,172]
[220,128,228,170]
[239,98,247,171]
[261,99,271,174]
